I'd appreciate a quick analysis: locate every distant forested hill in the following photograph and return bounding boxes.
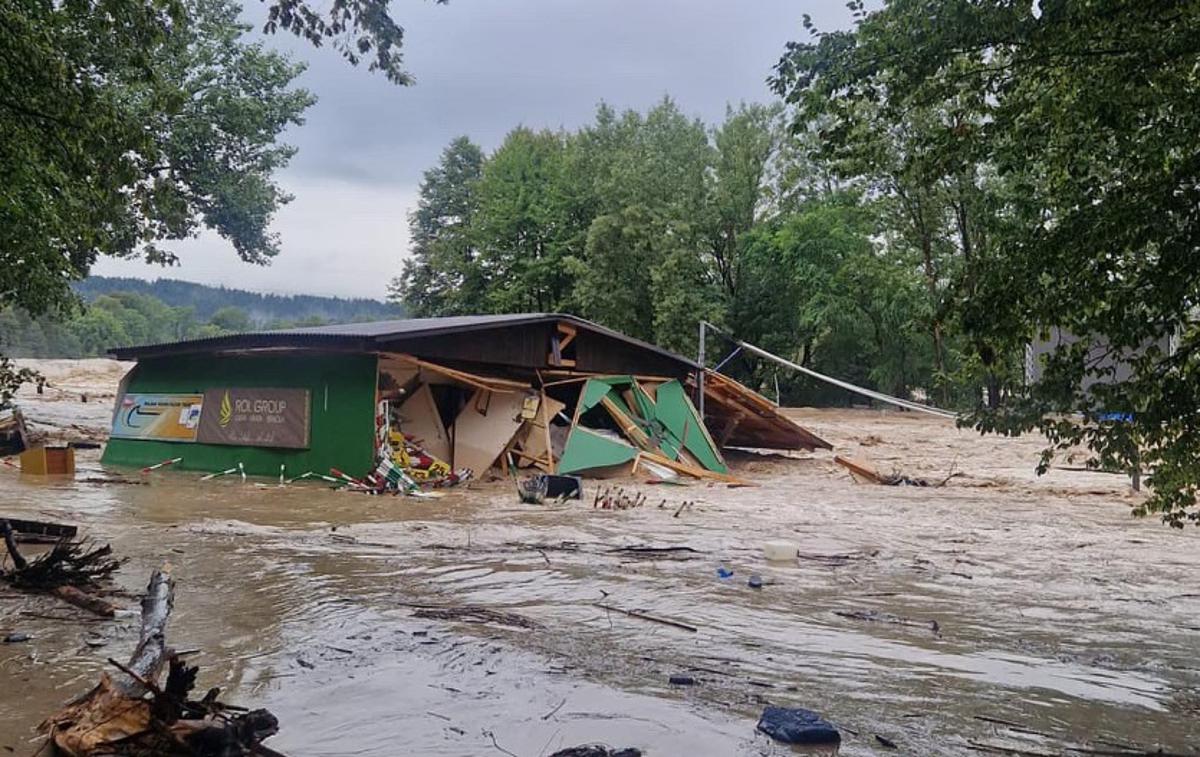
[75,277,402,324]
[0,277,404,359]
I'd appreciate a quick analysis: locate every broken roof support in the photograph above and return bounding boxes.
[699,321,956,420]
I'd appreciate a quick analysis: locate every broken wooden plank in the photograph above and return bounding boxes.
[637,450,749,485]
[0,516,78,541]
[397,383,452,462]
[833,455,887,485]
[389,354,529,393]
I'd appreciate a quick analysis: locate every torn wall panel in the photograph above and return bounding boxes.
[452,389,529,475]
[558,427,639,475]
[653,380,728,473]
[397,384,451,462]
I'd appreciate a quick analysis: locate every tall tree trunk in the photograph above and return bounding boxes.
[986,370,1001,409]
[897,183,947,402]
[919,234,947,401]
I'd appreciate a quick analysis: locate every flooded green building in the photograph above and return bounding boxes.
[104,314,828,479]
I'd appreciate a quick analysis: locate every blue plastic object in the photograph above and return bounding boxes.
[716,566,734,579]
[756,706,841,745]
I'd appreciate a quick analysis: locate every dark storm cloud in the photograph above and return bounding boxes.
[97,1,864,297]
[275,0,858,186]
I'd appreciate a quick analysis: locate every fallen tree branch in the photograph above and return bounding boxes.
[52,586,115,618]
[834,609,940,635]
[403,603,541,630]
[38,566,286,756]
[2,520,123,617]
[592,603,698,633]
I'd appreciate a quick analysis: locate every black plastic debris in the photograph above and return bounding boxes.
[541,474,583,499]
[549,748,642,757]
[756,706,840,745]
[668,674,696,686]
[4,632,31,643]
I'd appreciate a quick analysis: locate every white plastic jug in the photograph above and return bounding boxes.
[763,540,797,562]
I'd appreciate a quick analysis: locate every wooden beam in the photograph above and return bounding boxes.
[636,450,750,485]
[388,354,528,393]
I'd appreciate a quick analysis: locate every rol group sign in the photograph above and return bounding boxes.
[196,388,311,449]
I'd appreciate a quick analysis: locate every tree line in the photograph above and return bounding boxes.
[0,294,337,359]
[76,277,401,325]
[390,100,947,407]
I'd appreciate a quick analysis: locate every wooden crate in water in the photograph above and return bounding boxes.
[19,446,75,476]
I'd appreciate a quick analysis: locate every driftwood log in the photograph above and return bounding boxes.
[39,566,286,756]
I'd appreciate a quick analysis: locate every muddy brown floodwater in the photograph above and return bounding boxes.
[2,361,1200,756]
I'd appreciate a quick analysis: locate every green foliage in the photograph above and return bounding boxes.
[0,290,357,359]
[1,0,314,319]
[772,1,1200,524]
[392,97,939,403]
[391,137,486,316]
[261,0,448,85]
[208,306,253,333]
[0,0,318,398]
[731,196,930,403]
[0,357,37,411]
[474,128,572,312]
[393,98,740,351]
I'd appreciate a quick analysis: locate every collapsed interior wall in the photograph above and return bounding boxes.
[376,354,829,483]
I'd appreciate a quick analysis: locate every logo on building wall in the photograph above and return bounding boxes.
[219,390,233,428]
[196,388,311,449]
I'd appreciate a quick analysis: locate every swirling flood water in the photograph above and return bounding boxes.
[1,362,1198,756]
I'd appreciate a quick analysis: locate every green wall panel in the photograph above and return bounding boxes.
[102,353,377,478]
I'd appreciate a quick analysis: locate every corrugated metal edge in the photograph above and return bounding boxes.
[108,312,702,371]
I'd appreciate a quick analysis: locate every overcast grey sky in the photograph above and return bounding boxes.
[95,1,861,299]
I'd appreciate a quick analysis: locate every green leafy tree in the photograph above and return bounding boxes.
[574,206,660,340]
[391,136,486,316]
[472,128,571,312]
[1,0,314,318]
[261,0,448,85]
[773,1,1200,524]
[209,306,253,333]
[574,99,715,344]
[70,309,130,356]
[706,103,781,305]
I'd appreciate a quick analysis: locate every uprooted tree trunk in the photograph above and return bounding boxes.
[40,566,286,757]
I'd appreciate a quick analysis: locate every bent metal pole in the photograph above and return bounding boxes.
[699,321,957,420]
[696,320,707,420]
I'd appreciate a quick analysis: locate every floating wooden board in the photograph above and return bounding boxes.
[833,455,886,484]
[0,517,78,540]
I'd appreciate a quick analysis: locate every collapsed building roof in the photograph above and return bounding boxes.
[105,314,829,482]
[109,313,697,379]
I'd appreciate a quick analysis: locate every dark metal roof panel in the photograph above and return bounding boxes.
[108,312,701,370]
